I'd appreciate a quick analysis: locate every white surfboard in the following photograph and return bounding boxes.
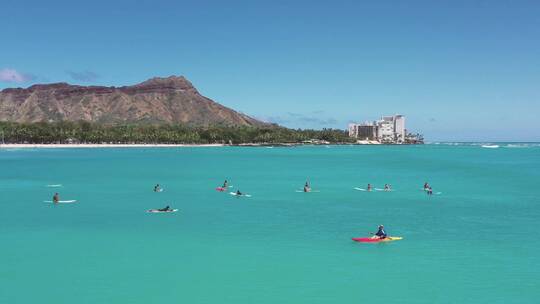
[147,209,178,213]
[230,192,251,197]
[354,187,370,192]
[44,200,77,204]
[46,184,63,187]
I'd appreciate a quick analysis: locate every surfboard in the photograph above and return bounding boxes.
[230,192,251,197]
[147,209,178,213]
[46,184,63,187]
[354,187,370,192]
[44,200,77,204]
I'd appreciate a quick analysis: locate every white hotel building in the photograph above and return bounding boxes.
[348,114,406,143]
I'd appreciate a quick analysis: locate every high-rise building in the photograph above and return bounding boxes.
[348,114,406,143]
[393,115,405,142]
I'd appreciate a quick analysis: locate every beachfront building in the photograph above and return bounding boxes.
[348,114,409,143]
[348,122,378,140]
[393,115,405,141]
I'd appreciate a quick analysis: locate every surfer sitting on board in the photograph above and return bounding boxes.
[427,187,433,195]
[236,190,242,196]
[384,184,391,191]
[223,180,228,188]
[158,206,171,212]
[372,225,387,239]
[53,193,60,203]
[424,182,430,190]
[367,184,372,192]
[154,184,161,192]
[304,181,311,192]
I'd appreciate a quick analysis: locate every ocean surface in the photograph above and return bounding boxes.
[1,144,539,303]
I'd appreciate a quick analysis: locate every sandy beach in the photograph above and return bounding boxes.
[355,140,382,145]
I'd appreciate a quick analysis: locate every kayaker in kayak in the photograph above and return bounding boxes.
[372,225,387,239]
[304,181,311,192]
[223,180,228,188]
[367,184,372,191]
[154,184,161,192]
[52,193,60,203]
[158,205,171,212]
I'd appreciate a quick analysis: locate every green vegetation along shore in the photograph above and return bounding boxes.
[0,121,355,145]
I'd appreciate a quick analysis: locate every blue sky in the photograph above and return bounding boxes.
[1,0,539,141]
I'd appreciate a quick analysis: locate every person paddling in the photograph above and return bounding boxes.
[236,190,243,196]
[372,225,387,239]
[304,181,311,192]
[158,205,171,212]
[52,193,60,204]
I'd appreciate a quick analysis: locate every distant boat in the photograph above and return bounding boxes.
[481,144,499,149]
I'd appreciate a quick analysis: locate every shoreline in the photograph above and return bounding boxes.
[0,142,423,149]
[0,143,226,149]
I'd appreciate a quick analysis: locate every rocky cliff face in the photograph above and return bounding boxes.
[0,76,265,126]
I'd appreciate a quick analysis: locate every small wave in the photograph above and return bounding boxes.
[504,143,540,148]
[440,142,462,146]
[430,142,538,148]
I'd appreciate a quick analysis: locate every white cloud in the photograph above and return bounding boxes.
[0,68,35,83]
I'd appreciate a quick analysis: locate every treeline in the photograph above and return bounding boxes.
[0,121,354,144]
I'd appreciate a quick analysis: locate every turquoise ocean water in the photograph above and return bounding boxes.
[1,144,539,303]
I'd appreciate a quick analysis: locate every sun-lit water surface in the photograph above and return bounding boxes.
[0,144,539,303]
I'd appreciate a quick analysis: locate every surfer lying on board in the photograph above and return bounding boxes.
[371,225,387,239]
[158,206,171,212]
[304,181,311,192]
[236,190,243,196]
[154,184,161,192]
[53,193,60,203]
